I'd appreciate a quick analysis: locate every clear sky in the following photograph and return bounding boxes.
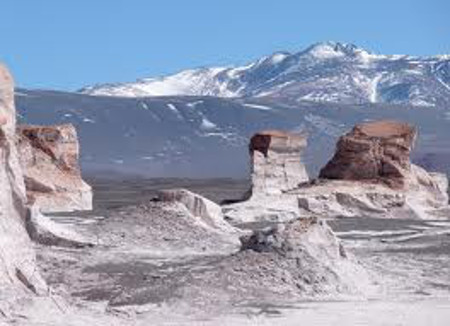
[1,0,449,90]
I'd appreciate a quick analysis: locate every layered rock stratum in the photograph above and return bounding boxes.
[17,124,92,212]
[0,64,47,313]
[250,130,309,195]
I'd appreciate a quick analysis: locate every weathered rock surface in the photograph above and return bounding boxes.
[225,122,449,223]
[295,120,450,219]
[319,120,416,189]
[25,205,95,248]
[156,188,237,234]
[294,176,448,220]
[250,130,308,195]
[109,217,374,308]
[17,124,92,212]
[0,64,47,309]
[93,194,242,259]
[224,130,309,223]
[223,195,300,223]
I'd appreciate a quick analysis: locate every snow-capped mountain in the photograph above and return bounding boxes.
[80,42,450,108]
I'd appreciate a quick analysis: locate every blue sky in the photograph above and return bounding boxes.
[1,0,449,90]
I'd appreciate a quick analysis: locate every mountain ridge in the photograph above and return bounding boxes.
[16,89,450,178]
[79,41,450,108]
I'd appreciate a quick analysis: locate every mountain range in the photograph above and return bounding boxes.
[80,42,450,108]
[15,42,450,178]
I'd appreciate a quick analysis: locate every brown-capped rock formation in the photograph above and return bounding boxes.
[293,120,449,220]
[319,120,416,188]
[223,130,309,223]
[250,130,308,195]
[225,122,449,223]
[17,123,92,213]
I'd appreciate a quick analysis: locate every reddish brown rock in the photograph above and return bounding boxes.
[319,120,417,188]
[249,130,308,195]
[17,124,93,212]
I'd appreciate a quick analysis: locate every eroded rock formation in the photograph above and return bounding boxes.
[223,130,309,223]
[157,188,238,234]
[0,64,47,304]
[234,217,372,297]
[109,217,374,307]
[26,205,95,248]
[17,124,92,212]
[319,120,416,188]
[295,120,449,220]
[225,122,449,223]
[250,130,308,195]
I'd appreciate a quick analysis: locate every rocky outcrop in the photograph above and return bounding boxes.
[294,175,448,220]
[288,121,448,220]
[250,130,308,195]
[297,120,449,219]
[157,188,238,234]
[92,192,242,259]
[25,205,95,248]
[234,217,372,297]
[223,130,308,223]
[17,124,92,212]
[110,217,374,307]
[319,120,416,189]
[0,64,47,301]
[225,122,449,223]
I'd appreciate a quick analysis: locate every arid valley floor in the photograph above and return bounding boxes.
[15,177,448,325]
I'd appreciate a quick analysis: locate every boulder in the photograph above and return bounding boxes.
[319,120,416,189]
[0,64,47,299]
[17,124,92,212]
[250,130,308,195]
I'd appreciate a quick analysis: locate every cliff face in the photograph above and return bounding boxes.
[0,64,46,298]
[250,130,309,195]
[18,124,92,212]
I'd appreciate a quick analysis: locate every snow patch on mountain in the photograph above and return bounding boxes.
[370,74,384,103]
[186,100,204,108]
[243,103,272,110]
[306,43,346,59]
[167,103,183,119]
[200,117,217,130]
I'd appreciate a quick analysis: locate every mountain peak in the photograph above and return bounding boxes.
[301,41,368,59]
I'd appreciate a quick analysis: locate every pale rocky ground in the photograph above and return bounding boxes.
[4,177,449,326]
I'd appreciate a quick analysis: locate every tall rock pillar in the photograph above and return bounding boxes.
[249,130,308,195]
